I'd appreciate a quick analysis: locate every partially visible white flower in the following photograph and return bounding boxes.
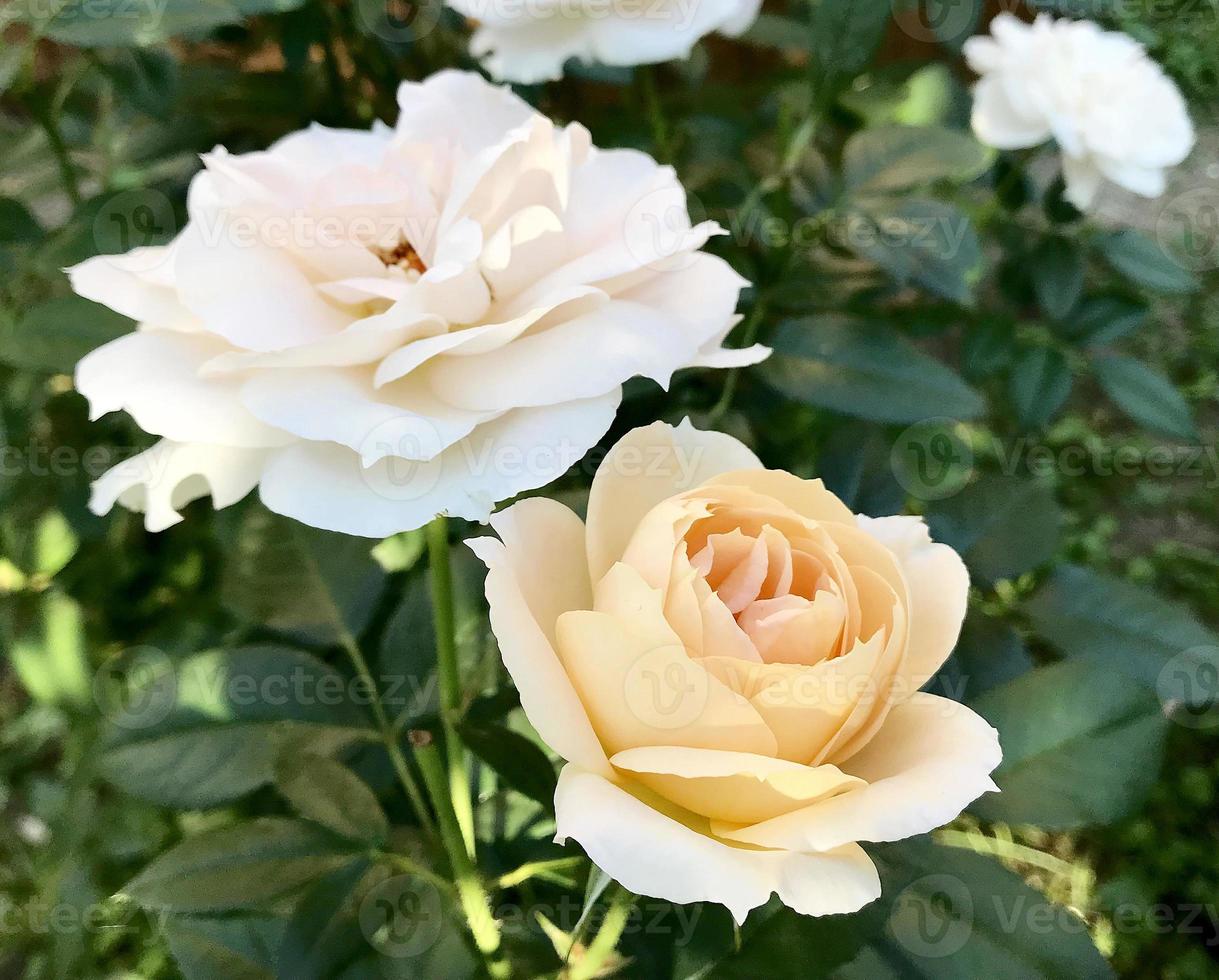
[71,71,764,538]
[446,0,761,84]
[964,13,1194,209]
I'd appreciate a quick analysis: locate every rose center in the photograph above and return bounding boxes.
[369,236,427,276]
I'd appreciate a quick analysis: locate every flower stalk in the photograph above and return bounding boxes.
[427,515,477,857]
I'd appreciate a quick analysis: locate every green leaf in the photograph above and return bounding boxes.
[927,475,1062,582]
[457,722,557,808]
[8,591,91,707]
[846,200,983,303]
[97,646,371,809]
[764,315,984,424]
[277,859,375,980]
[852,840,1113,978]
[705,840,1112,978]
[933,614,1033,703]
[740,14,808,50]
[276,754,388,845]
[961,317,1016,380]
[123,818,354,914]
[1031,236,1084,320]
[970,660,1168,828]
[223,509,387,646]
[809,0,892,98]
[1092,353,1196,441]
[1071,295,1149,346]
[0,295,131,373]
[1008,346,1072,430]
[1096,229,1198,295]
[842,126,994,194]
[0,197,41,243]
[1025,564,1219,706]
[162,915,282,980]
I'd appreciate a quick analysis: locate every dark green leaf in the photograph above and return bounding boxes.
[970,660,1168,828]
[927,474,1062,582]
[932,614,1033,703]
[1071,295,1149,346]
[960,317,1016,380]
[842,126,994,194]
[163,915,282,980]
[846,200,983,303]
[98,646,371,809]
[764,315,984,423]
[0,295,131,374]
[1031,236,1084,320]
[458,722,557,808]
[277,859,374,980]
[123,818,354,913]
[0,197,41,243]
[1096,229,1198,294]
[1008,346,1072,430]
[1092,353,1196,441]
[809,0,892,98]
[1025,564,1219,706]
[276,754,388,845]
[223,510,387,646]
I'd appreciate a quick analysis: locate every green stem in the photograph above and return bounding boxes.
[569,887,635,980]
[339,636,436,842]
[412,733,509,979]
[427,516,477,857]
[706,298,769,426]
[638,66,670,162]
[32,102,81,207]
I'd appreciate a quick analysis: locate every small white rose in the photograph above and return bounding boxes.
[71,71,765,537]
[470,420,1002,922]
[446,0,762,84]
[964,14,1194,210]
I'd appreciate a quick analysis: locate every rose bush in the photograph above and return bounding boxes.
[965,13,1194,209]
[70,70,762,537]
[471,420,1001,920]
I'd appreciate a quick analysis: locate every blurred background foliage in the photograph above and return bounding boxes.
[1,0,1217,978]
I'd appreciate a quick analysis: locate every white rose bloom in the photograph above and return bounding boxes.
[446,0,762,84]
[71,71,764,538]
[964,13,1194,210]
